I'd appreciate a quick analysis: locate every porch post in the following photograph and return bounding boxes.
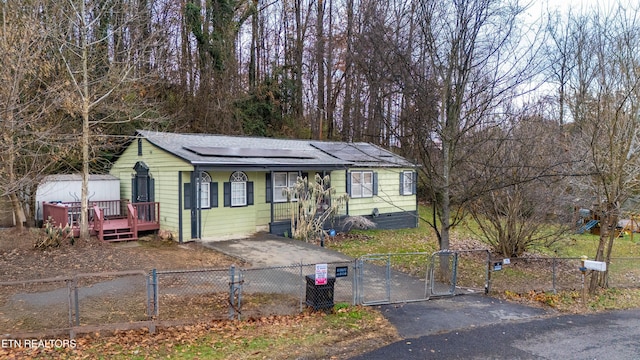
[189,170,198,239]
[269,171,274,225]
[196,168,202,239]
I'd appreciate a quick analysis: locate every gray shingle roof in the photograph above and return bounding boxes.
[41,174,119,182]
[138,130,414,169]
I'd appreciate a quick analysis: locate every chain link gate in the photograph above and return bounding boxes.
[355,252,434,305]
[355,251,468,305]
[429,251,458,296]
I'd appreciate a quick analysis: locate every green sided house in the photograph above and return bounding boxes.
[109,130,418,243]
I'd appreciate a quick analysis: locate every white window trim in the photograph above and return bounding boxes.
[199,182,211,208]
[198,172,212,208]
[274,171,300,203]
[351,171,373,198]
[230,171,248,207]
[402,171,414,196]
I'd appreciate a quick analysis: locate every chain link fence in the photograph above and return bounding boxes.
[486,257,640,294]
[0,277,71,334]
[238,262,354,319]
[606,258,640,288]
[488,257,583,294]
[154,268,231,321]
[0,262,356,336]
[3,255,640,336]
[455,250,491,294]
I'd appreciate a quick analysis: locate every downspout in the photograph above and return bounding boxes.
[178,171,183,244]
[345,168,349,216]
[196,167,202,239]
[189,170,198,240]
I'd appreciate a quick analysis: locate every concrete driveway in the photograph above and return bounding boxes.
[201,233,353,267]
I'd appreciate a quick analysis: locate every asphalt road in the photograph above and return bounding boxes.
[350,304,640,359]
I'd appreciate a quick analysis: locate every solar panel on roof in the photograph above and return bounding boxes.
[311,143,385,162]
[183,146,316,159]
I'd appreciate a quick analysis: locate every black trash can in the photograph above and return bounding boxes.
[305,275,335,311]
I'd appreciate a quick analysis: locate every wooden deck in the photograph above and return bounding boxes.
[43,200,160,242]
[95,218,159,241]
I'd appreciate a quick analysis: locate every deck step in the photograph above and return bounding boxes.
[102,228,138,242]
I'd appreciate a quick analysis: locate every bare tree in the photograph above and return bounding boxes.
[563,3,640,292]
[55,0,156,239]
[416,0,543,251]
[0,0,70,230]
[467,114,573,257]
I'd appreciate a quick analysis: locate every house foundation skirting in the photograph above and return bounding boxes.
[269,210,418,237]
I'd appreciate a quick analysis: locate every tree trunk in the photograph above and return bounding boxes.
[79,0,90,241]
[249,0,259,89]
[341,0,354,141]
[294,0,304,120]
[325,0,334,140]
[315,0,325,139]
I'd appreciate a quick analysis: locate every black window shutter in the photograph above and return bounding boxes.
[399,172,404,195]
[346,173,352,196]
[184,183,191,209]
[265,173,272,203]
[149,178,155,202]
[211,182,218,208]
[224,182,231,207]
[412,172,418,195]
[137,138,142,156]
[247,182,254,205]
[131,178,137,203]
[373,172,378,196]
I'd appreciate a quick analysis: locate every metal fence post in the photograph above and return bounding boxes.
[552,258,557,294]
[153,269,159,317]
[229,265,236,320]
[67,279,74,328]
[299,262,305,312]
[358,258,364,305]
[386,255,391,302]
[73,276,80,326]
[352,260,358,305]
[237,269,244,321]
[451,253,459,294]
[147,269,158,318]
[486,252,492,294]
[485,250,491,294]
[146,274,151,318]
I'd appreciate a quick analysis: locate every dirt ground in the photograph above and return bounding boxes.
[0,228,250,333]
[0,228,244,282]
[0,229,401,360]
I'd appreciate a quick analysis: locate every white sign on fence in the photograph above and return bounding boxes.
[315,264,328,285]
[584,260,607,272]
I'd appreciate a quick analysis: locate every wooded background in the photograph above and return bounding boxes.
[2,0,640,290]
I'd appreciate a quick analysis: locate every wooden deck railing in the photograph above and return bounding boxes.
[93,205,104,241]
[43,200,159,240]
[42,203,70,227]
[42,200,125,226]
[131,202,160,229]
[127,203,138,236]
